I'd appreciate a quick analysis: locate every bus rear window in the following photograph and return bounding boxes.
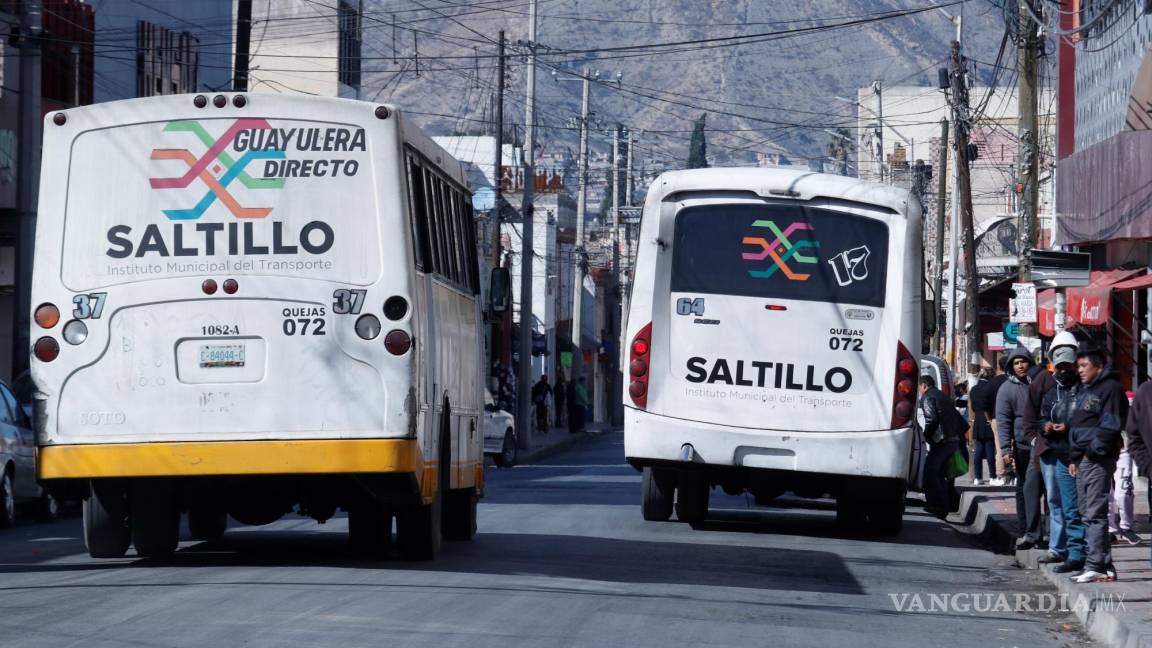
[670,203,889,308]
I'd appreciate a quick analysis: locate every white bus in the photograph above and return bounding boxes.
[30,93,484,560]
[623,168,924,535]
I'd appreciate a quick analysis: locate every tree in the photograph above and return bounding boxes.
[687,113,709,169]
[826,127,853,176]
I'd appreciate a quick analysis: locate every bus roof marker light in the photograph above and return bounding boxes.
[356,314,382,340]
[34,303,60,329]
[193,95,207,108]
[765,304,788,311]
[62,320,88,345]
[213,95,227,108]
[375,106,391,120]
[232,94,247,108]
[223,279,239,295]
[52,112,66,126]
[202,279,218,295]
[33,337,59,363]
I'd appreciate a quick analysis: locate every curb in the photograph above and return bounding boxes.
[518,427,613,464]
[961,493,1152,647]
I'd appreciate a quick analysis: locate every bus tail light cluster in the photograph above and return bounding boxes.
[628,322,653,409]
[34,337,60,363]
[891,341,917,429]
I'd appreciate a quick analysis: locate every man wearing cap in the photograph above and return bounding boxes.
[1032,333,1087,573]
[997,345,1038,549]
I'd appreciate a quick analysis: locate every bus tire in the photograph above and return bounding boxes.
[348,503,392,559]
[641,467,675,521]
[188,508,228,541]
[33,490,59,523]
[83,480,130,558]
[396,491,441,561]
[835,495,867,533]
[675,472,709,524]
[131,480,179,559]
[442,487,477,541]
[866,486,906,537]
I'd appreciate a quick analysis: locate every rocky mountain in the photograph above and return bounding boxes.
[362,0,1004,170]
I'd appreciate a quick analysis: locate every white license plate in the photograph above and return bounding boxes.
[199,343,246,369]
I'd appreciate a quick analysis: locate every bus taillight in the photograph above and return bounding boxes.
[892,341,917,428]
[33,337,60,363]
[384,329,411,355]
[628,322,653,409]
[34,303,60,329]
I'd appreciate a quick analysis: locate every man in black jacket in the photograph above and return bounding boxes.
[1124,378,1152,568]
[919,375,964,516]
[1035,338,1086,573]
[997,346,1038,548]
[1066,348,1129,583]
[968,369,998,484]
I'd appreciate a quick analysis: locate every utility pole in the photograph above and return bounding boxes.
[932,119,949,355]
[610,125,622,425]
[1016,0,1041,338]
[569,69,591,387]
[13,0,41,377]
[873,80,884,182]
[234,0,252,91]
[517,0,538,447]
[950,40,980,378]
[490,30,506,376]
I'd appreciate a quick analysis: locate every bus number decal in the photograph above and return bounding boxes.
[202,325,240,336]
[283,318,326,336]
[332,289,367,315]
[676,297,705,316]
[73,293,108,319]
[828,337,863,352]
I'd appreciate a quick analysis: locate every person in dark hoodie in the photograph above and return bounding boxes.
[997,345,1041,549]
[1033,333,1086,573]
[1123,376,1152,567]
[919,374,965,516]
[1066,347,1129,583]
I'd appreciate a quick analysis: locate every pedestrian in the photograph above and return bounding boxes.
[568,376,588,434]
[968,368,998,485]
[1108,391,1140,546]
[1123,378,1152,568]
[532,375,552,434]
[997,345,1042,550]
[918,374,965,516]
[954,381,971,464]
[554,373,567,428]
[987,356,1011,485]
[1032,332,1086,573]
[1067,347,1129,583]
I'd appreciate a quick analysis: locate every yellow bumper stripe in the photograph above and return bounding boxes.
[38,439,423,479]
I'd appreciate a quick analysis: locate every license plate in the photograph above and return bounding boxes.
[199,343,246,369]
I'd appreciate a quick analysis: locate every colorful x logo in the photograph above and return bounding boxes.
[149,119,286,221]
[742,220,819,280]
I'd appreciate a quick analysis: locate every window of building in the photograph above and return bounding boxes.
[136,21,199,97]
[338,1,362,90]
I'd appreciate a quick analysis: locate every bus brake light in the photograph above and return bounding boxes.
[629,322,653,410]
[891,341,917,429]
[34,337,60,362]
[384,329,411,355]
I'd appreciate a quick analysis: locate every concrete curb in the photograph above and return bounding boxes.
[960,493,1152,648]
[518,427,613,464]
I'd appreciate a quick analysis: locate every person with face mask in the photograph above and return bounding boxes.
[1033,332,1086,574]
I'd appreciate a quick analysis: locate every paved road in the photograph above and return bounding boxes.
[0,432,1088,647]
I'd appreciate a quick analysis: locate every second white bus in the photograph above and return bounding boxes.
[623,168,924,535]
[30,93,483,560]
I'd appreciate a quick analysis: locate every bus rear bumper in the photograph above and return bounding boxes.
[38,439,428,480]
[624,408,913,481]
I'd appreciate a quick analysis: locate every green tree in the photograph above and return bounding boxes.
[687,113,709,169]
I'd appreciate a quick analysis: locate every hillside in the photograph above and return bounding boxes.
[363,0,1004,170]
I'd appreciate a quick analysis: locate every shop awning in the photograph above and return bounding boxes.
[1111,272,1152,291]
[1037,269,1144,336]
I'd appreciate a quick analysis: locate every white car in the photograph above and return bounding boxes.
[0,381,57,527]
[483,392,517,468]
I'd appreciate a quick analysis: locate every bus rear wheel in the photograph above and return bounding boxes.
[396,491,442,561]
[641,467,675,521]
[84,480,130,558]
[675,472,710,524]
[348,502,392,559]
[866,484,906,536]
[131,480,179,559]
[188,507,228,541]
[442,487,477,541]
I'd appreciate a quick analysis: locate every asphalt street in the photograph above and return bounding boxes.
[0,431,1089,647]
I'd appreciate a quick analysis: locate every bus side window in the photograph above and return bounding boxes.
[405,156,432,272]
[461,194,480,294]
[446,187,467,287]
[435,177,459,284]
[422,169,444,275]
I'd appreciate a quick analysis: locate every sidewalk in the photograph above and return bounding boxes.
[507,422,616,465]
[955,476,1152,647]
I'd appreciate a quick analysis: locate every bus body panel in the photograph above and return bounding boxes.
[32,95,482,499]
[624,168,922,489]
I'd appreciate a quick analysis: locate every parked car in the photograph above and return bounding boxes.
[483,391,517,468]
[0,380,56,527]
